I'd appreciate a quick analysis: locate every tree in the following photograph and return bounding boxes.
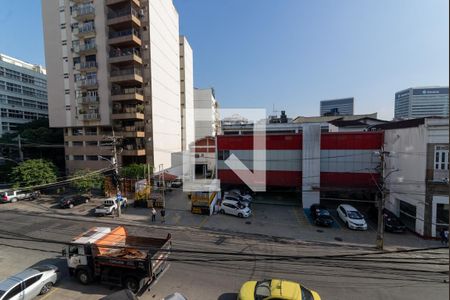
[120,163,149,179]
[11,159,58,188]
[71,169,104,195]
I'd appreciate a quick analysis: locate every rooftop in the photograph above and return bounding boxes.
[293,113,378,124]
[0,53,47,75]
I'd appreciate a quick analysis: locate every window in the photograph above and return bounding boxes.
[24,274,43,288]
[86,155,98,161]
[435,146,449,170]
[86,141,98,146]
[72,141,83,146]
[73,155,84,161]
[218,150,230,160]
[85,127,97,135]
[3,283,22,300]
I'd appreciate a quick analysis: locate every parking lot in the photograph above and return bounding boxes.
[0,189,439,249]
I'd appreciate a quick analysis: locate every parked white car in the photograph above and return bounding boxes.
[94,197,127,216]
[337,204,368,230]
[226,189,253,201]
[223,195,251,208]
[0,265,59,300]
[219,199,251,218]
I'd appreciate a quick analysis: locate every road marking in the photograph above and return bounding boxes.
[39,287,58,300]
[198,216,209,228]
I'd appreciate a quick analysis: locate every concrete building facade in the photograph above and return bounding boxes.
[320,97,354,116]
[374,118,449,238]
[0,54,48,136]
[42,0,184,173]
[395,87,449,119]
[194,88,220,140]
[179,36,194,151]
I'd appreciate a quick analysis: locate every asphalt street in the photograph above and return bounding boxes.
[0,209,448,300]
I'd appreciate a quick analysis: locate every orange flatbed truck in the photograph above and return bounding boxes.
[62,226,171,294]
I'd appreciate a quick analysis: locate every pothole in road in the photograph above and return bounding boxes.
[335,237,343,242]
[316,229,324,233]
[245,221,252,225]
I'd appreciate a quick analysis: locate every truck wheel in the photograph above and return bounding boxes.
[11,198,18,203]
[77,269,91,285]
[219,209,225,214]
[123,276,140,293]
[238,213,243,218]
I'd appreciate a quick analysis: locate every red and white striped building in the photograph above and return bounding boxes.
[217,131,383,192]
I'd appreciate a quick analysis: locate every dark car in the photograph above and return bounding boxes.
[369,207,406,233]
[310,204,334,227]
[59,195,90,209]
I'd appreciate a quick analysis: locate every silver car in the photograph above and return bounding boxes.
[0,265,59,300]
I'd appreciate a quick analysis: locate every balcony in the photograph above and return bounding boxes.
[122,145,145,156]
[116,126,145,138]
[106,0,140,7]
[111,87,144,102]
[111,107,145,120]
[76,78,98,89]
[110,67,143,84]
[108,29,141,46]
[78,43,97,55]
[77,95,99,105]
[76,61,98,72]
[73,5,95,21]
[107,7,141,27]
[109,47,142,65]
[79,113,100,121]
[76,24,96,38]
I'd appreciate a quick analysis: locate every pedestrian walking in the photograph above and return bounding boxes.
[440,228,446,245]
[444,228,449,245]
[160,208,166,223]
[151,207,156,222]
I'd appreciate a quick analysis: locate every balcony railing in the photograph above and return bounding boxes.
[108,7,139,19]
[123,144,145,151]
[110,67,142,77]
[73,5,95,18]
[76,78,98,88]
[77,95,99,104]
[109,28,140,39]
[79,113,100,120]
[110,47,141,58]
[78,24,96,35]
[79,61,98,69]
[79,43,97,52]
[113,107,144,114]
[111,87,143,96]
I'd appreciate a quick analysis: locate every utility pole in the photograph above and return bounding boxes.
[376,149,386,250]
[375,148,398,250]
[159,164,165,208]
[103,129,123,217]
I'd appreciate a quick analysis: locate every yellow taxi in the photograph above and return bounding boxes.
[238,279,321,300]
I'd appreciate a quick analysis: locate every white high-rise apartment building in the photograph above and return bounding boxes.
[194,88,220,140]
[395,86,449,119]
[0,54,48,136]
[42,0,190,173]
